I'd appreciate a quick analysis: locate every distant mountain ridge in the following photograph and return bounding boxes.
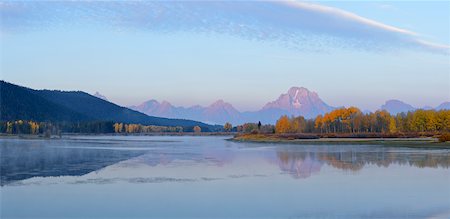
[131,99,242,125]
[131,87,335,125]
[381,100,415,115]
[436,102,450,111]
[0,81,216,131]
[131,88,449,125]
[381,99,449,115]
[3,81,447,127]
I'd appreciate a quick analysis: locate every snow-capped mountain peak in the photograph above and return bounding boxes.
[261,87,333,118]
[93,92,108,101]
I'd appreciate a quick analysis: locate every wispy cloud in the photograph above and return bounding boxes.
[1,1,448,54]
[375,3,395,10]
[283,1,414,35]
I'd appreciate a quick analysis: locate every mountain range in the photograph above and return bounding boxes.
[380,100,416,115]
[381,99,450,115]
[130,87,335,125]
[3,80,447,127]
[0,81,217,131]
[130,87,449,125]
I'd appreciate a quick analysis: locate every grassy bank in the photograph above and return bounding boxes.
[230,133,450,148]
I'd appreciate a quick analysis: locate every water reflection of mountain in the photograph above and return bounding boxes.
[0,140,146,186]
[277,152,323,179]
[275,147,450,179]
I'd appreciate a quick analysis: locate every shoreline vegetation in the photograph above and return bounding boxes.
[230,107,450,146]
[230,133,450,148]
[1,107,449,148]
[2,132,450,149]
[0,132,235,139]
[0,132,450,149]
[1,135,449,148]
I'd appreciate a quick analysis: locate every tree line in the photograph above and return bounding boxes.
[0,120,116,136]
[230,108,449,135]
[0,120,188,136]
[112,123,183,133]
[2,108,449,136]
[274,108,449,134]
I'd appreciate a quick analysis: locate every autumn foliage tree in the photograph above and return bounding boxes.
[275,115,290,133]
[193,126,202,133]
[112,122,183,133]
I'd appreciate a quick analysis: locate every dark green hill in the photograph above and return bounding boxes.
[0,81,89,122]
[0,81,215,131]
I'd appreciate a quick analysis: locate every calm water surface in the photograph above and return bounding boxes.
[1,136,449,219]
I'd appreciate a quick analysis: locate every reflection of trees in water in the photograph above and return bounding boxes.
[276,148,450,179]
[0,140,146,186]
[319,153,364,171]
[3,139,449,185]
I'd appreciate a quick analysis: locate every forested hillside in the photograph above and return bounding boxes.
[0,81,216,132]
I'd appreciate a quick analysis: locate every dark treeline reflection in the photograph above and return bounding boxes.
[0,140,146,186]
[275,146,450,179]
[0,138,235,186]
[2,138,449,185]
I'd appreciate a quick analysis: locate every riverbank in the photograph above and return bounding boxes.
[231,134,450,148]
[0,132,236,140]
[2,133,449,149]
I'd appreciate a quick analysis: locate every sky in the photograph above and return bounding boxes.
[1,1,449,111]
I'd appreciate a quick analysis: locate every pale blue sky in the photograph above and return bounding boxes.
[1,1,449,111]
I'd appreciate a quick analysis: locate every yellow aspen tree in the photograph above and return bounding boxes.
[389,117,397,133]
[275,115,290,134]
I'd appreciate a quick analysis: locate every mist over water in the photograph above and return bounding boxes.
[1,136,449,218]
